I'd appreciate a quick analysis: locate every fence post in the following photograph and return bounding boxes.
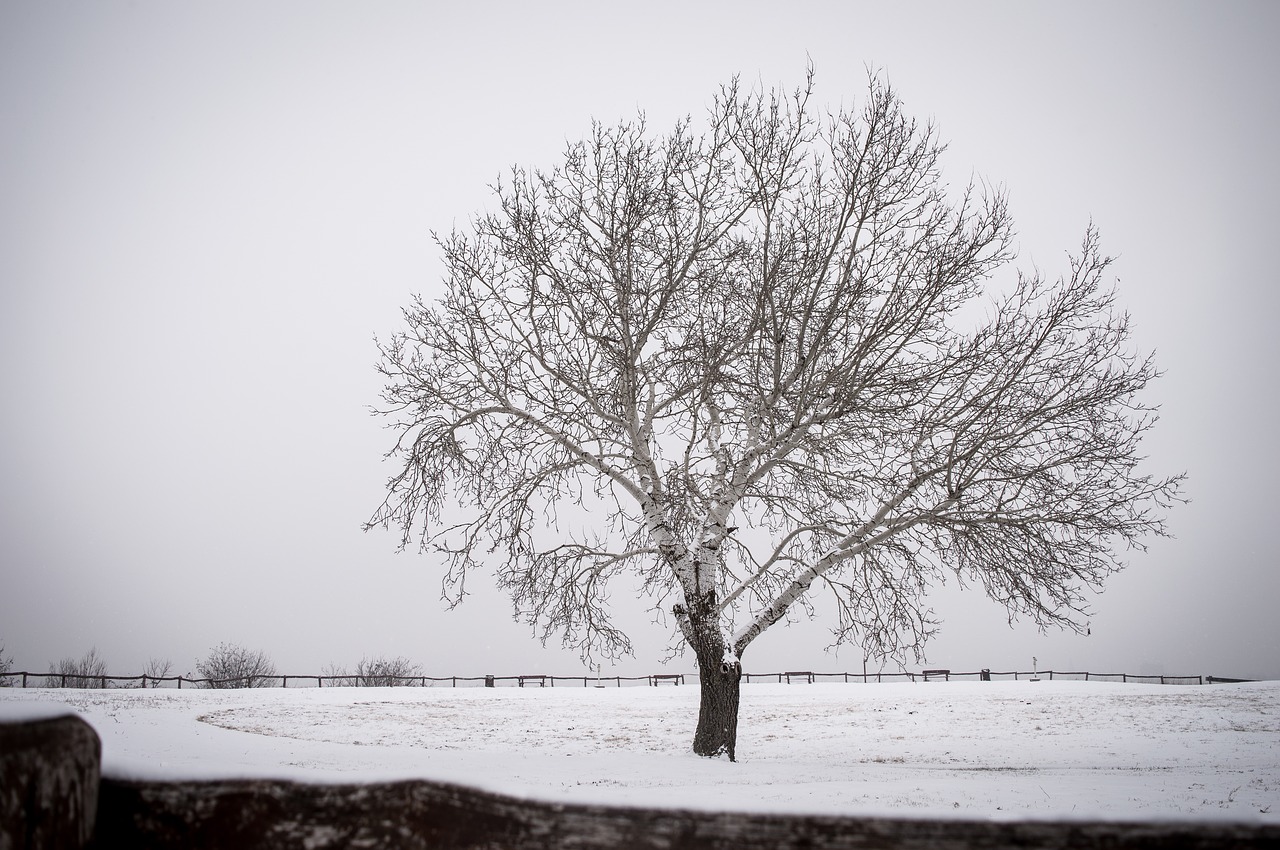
[22,673,27,688]
[282,676,288,688]
[178,676,183,689]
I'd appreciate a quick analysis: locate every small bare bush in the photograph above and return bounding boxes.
[355,655,421,687]
[143,657,173,687]
[0,641,13,687]
[321,662,355,687]
[196,643,277,688]
[47,647,110,688]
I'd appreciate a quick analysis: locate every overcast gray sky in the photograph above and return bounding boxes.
[3,1,1277,681]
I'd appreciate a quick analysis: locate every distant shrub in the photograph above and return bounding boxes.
[197,643,277,688]
[322,662,356,687]
[47,648,110,688]
[142,657,173,687]
[0,640,12,687]
[355,655,422,687]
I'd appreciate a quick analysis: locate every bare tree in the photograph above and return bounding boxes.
[47,647,110,688]
[196,643,277,689]
[367,72,1183,759]
[355,655,422,687]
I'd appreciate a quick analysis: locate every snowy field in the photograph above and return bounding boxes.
[3,680,1277,823]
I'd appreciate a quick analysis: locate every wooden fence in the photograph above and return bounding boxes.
[0,671,688,689]
[743,669,1211,685]
[1,668,1235,689]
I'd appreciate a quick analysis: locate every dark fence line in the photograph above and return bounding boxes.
[0,668,1241,690]
[745,669,1213,685]
[0,671,688,689]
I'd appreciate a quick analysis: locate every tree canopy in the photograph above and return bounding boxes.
[367,72,1182,756]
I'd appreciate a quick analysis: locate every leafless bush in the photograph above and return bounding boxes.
[0,641,13,687]
[196,642,277,688]
[47,647,110,688]
[321,662,355,687]
[143,657,173,687]
[355,655,422,687]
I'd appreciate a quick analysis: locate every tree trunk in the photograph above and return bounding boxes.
[691,641,743,761]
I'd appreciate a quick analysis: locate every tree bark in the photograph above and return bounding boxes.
[690,637,743,761]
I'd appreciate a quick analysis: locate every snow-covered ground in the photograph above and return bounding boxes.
[3,680,1276,823]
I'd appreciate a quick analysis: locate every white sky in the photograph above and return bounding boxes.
[2,1,1277,681]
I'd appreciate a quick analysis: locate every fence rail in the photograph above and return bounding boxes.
[742,670,1212,685]
[0,671,691,689]
[0,669,1240,690]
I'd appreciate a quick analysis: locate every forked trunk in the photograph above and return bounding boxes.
[691,642,743,760]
